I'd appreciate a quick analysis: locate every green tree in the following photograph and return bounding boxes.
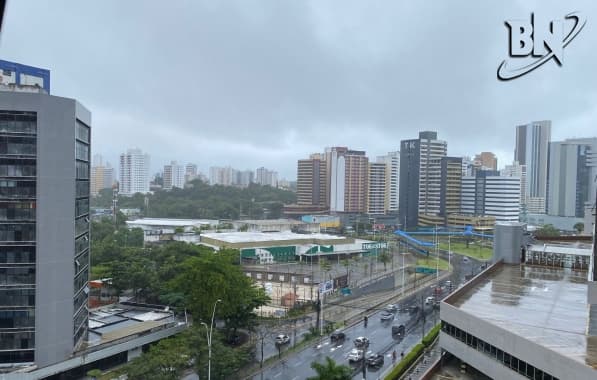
[536,224,560,237]
[124,334,192,380]
[307,357,352,380]
[573,222,584,234]
[168,249,269,339]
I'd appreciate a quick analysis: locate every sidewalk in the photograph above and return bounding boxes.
[402,340,441,380]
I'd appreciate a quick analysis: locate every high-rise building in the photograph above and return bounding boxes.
[474,152,498,170]
[377,152,400,213]
[184,163,198,183]
[367,162,386,215]
[502,161,527,205]
[440,157,463,218]
[255,167,278,187]
[119,148,150,195]
[237,170,254,187]
[209,166,233,186]
[326,147,369,213]
[209,166,254,187]
[515,121,551,213]
[297,154,327,207]
[399,131,447,229]
[548,138,597,217]
[461,170,521,223]
[0,88,91,367]
[90,155,114,196]
[163,161,185,190]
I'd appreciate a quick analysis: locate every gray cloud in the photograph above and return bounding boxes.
[1,0,596,178]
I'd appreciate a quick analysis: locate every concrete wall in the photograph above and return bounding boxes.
[493,222,524,264]
[440,301,597,380]
[440,333,528,380]
[36,94,82,366]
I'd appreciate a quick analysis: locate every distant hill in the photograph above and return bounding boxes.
[92,180,296,220]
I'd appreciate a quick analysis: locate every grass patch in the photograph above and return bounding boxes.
[438,241,492,260]
[418,236,493,261]
[416,257,450,271]
[384,323,440,380]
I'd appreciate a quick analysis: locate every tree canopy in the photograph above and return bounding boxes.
[91,180,296,220]
[307,357,353,380]
[535,224,560,237]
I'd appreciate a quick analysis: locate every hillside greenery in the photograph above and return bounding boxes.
[91,180,296,219]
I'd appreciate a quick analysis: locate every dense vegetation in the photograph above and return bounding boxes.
[91,180,296,219]
[90,217,270,378]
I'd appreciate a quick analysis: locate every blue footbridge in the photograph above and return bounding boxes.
[394,225,493,256]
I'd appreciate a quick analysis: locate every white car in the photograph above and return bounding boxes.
[348,348,364,362]
[275,334,290,344]
[354,336,370,347]
[425,296,435,305]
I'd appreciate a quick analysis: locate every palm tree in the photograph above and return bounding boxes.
[307,357,352,380]
[379,251,391,271]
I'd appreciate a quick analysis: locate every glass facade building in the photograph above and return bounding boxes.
[0,90,91,369]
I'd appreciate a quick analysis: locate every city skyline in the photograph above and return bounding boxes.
[2,1,597,178]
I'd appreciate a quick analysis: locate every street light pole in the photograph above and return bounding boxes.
[448,235,451,272]
[202,299,222,380]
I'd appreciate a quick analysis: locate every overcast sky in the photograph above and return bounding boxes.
[1,1,596,179]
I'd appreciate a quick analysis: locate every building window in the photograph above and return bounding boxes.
[76,120,90,143]
[441,321,559,380]
[0,246,35,264]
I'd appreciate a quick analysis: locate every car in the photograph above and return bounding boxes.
[348,348,364,362]
[425,296,435,305]
[463,256,470,263]
[366,352,384,367]
[330,331,346,342]
[392,324,406,336]
[380,311,394,321]
[353,336,370,348]
[409,305,420,314]
[385,304,399,313]
[275,334,290,345]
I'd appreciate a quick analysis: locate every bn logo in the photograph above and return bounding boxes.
[497,12,586,81]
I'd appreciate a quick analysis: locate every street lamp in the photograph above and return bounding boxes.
[201,299,222,380]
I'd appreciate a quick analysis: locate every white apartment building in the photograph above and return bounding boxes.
[461,171,521,223]
[418,136,447,216]
[119,148,150,195]
[255,167,279,187]
[367,162,386,215]
[377,151,399,213]
[184,163,198,183]
[163,161,185,190]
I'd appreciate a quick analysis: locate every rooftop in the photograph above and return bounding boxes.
[126,218,219,227]
[447,264,596,367]
[85,303,180,348]
[234,219,306,226]
[201,231,347,244]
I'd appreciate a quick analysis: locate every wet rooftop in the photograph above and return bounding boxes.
[448,264,597,367]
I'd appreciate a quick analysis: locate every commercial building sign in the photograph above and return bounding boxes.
[362,242,388,250]
[319,280,333,295]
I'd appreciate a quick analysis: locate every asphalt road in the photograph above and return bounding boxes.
[249,252,486,380]
[251,293,440,380]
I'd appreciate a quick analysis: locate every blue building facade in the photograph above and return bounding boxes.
[0,60,50,93]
